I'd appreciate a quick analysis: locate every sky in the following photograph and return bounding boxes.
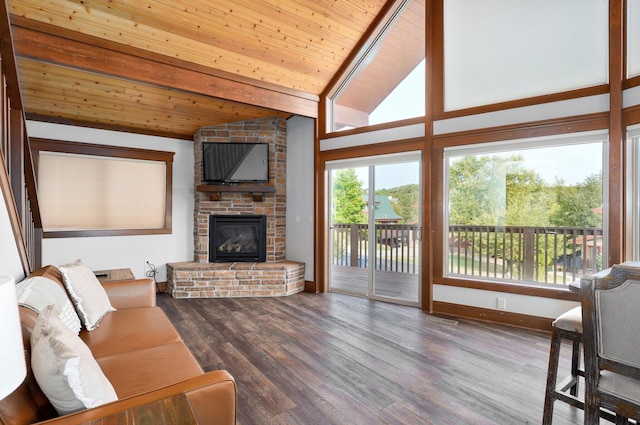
[507,143,603,185]
[351,141,602,192]
[354,162,420,190]
[369,60,425,125]
[448,142,604,186]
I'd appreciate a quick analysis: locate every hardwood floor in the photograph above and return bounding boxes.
[157,292,587,424]
[330,266,419,302]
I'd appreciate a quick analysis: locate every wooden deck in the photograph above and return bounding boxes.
[157,292,585,424]
[330,265,419,302]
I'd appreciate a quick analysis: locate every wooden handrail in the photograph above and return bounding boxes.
[0,0,41,272]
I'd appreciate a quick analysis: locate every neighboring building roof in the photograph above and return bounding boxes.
[363,194,401,221]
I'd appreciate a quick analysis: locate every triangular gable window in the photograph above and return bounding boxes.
[329,0,425,132]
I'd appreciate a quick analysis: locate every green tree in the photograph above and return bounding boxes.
[448,155,603,282]
[550,172,603,227]
[448,154,556,279]
[504,165,555,226]
[448,155,506,225]
[332,169,366,224]
[376,184,419,223]
[448,154,552,226]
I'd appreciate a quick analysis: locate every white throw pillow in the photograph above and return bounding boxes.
[16,276,82,335]
[59,260,115,331]
[31,305,118,415]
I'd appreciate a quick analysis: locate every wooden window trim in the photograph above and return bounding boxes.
[320,117,425,141]
[624,103,640,126]
[30,138,173,238]
[626,75,640,89]
[433,85,611,122]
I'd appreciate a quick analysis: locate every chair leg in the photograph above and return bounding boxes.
[584,400,600,425]
[570,336,581,397]
[615,414,629,425]
[543,328,562,425]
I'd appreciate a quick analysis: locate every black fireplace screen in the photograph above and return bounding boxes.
[209,215,267,262]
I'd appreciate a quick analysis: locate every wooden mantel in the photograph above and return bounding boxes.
[196,183,276,202]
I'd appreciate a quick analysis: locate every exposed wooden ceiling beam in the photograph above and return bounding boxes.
[11,23,319,119]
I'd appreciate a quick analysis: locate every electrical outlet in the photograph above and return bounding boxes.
[497,297,507,310]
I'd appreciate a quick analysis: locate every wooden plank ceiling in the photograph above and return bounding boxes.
[6,0,398,140]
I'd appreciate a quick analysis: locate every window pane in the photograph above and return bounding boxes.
[445,136,605,286]
[38,152,167,231]
[629,0,640,78]
[331,0,425,132]
[444,0,609,111]
[627,126,640,259]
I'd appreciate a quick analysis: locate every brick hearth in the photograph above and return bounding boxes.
[166,261,305,298]
[167,116,305,299]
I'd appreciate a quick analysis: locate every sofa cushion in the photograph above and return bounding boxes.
[59,261,116,331]
[31,305,118,415]
[16,276,82,335]
[97,342,204,399]
[80,307,183,358]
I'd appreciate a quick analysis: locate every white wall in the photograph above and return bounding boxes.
[26,121,195,282]
[433,286,578,320]
[285,116,315,281]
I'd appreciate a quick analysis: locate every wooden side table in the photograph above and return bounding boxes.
[93,268,135,283]
[81,393,198,425]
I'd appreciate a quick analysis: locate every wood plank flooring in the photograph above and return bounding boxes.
[330,266,419,302]
[157,292,588,424]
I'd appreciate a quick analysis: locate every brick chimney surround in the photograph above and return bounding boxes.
[167,117,305,298]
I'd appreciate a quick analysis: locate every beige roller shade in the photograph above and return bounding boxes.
[38,152,167,231]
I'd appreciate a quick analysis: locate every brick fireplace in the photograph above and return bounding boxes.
[167,117,305,298]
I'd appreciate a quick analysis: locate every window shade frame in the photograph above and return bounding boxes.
[30,139,174,238]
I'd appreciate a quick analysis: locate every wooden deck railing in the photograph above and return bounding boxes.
[448,225,603,285]
[332,223,420,274]
[331,223,603,286]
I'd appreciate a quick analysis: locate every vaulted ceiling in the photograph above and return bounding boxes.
[7,0,402,140]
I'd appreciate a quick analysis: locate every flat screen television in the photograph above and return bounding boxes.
[202,142,269,183]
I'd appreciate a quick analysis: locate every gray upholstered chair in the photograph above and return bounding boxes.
[581,264,640,425]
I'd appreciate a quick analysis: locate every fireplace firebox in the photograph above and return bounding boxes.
[209,215,267,263]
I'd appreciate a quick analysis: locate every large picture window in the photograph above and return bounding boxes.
[444,132,606,286]
[31,139,173,237]
[443,0,608,111]
[329,0,425,132]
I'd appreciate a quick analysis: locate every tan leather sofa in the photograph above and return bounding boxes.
[0,265,236,425]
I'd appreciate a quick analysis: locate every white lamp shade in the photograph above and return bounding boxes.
[0,275,27,400]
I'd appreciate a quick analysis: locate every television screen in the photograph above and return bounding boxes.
[202,142,269,183]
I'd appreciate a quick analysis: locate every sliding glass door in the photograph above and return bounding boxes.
[328,152,421,306]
